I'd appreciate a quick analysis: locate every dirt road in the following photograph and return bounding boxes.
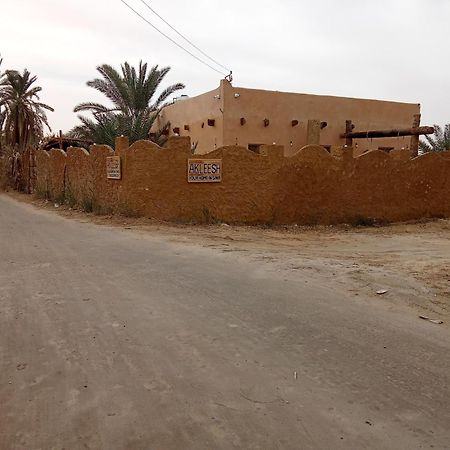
[1,193,450,449]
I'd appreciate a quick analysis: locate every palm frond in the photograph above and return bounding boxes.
[0,68,53,151]
[419,124,450,153]
[71,61,185,147]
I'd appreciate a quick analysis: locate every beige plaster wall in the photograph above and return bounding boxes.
[226,83,420,156]
[35,137,450,226]
[153,86,224,153]
[159,80,420,156]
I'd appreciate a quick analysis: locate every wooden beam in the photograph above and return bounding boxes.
[341,126,434,139]
[345,120,354,147]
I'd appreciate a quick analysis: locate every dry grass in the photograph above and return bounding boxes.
[0,156,9,190]
[0,145,16,190]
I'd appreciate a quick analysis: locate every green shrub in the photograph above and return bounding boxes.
[81,197,94,213]
[55,192,66,206]
[201,207,220,224]
[65,189,77,208]
[35,188,49,199]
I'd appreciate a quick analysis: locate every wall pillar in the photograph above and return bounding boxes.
[307,120,321,145]
[115,136,129,154]
[164,136,192,154]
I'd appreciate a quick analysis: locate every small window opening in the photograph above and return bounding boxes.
[248,143,262,153]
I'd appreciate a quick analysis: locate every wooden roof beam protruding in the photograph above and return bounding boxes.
[341,126,434,139]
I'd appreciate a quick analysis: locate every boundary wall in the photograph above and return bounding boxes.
[34,136,450,225]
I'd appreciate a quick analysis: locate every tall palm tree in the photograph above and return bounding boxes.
[419,124,450,153]
[0,68,54,152]
[71,61,184,147]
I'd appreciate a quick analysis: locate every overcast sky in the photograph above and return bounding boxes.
[2,0,449,133]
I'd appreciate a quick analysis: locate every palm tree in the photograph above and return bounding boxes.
[71,61,184,147]
[419,124,450,153]
[0,68,54,152]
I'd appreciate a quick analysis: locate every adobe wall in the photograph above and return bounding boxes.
[153,85,225,153]
[66,147,93,205]
[47,149,66,201]
[158,80,420,156]
[35,150,50,196]
[274,147,450,224]
[223,83,420,157]
[34,137,450,225]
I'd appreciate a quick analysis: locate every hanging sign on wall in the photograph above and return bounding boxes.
[106,156,121,180]
[188,159,222,183]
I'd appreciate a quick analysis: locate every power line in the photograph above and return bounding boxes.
[119,0,228,76]
[137,0,230,73]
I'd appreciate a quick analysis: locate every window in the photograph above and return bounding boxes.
[248,144,262,153]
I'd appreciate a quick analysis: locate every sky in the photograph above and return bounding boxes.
[1,0,449,133]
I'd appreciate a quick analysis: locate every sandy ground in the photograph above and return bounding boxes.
[9,190,450,321]
[2,191,450,450]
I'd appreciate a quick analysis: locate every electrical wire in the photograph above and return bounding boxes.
[119,0,228,76]
[137,0,230,73]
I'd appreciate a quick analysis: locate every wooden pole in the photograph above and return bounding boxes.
[341,126,434,139]
[59,130,63,150]
[345,120,354,147]
[410,114,421,158]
